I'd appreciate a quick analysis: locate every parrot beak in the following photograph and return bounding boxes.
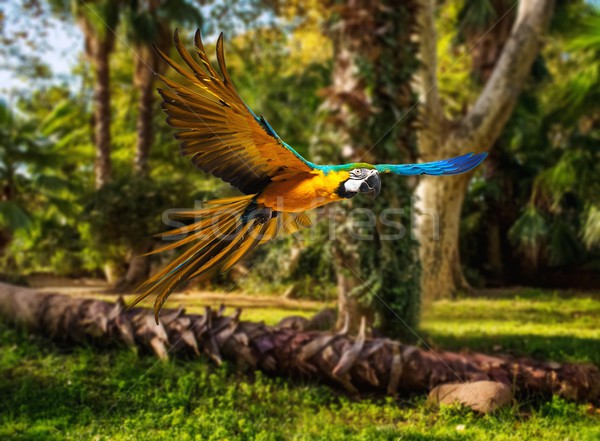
[360,170,381,199]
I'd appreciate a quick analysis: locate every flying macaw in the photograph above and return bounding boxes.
[131,30,487,320]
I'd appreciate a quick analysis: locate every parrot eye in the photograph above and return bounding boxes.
[350,169,367,179]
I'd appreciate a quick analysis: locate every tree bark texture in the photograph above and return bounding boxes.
[1,282,597,404]
[93,45,112,190]
[415,173,471,304]
[79,17,115,190]
[321,31,374,333]
[414,0,555,301]
[316,0,421,336]
[132,27,170,176]
[114,241,153,292]
[133,65,155,177]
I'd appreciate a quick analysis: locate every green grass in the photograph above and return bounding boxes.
[421,290,600,365]
[1,288,599,440]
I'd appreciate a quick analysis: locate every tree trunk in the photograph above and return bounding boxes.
[114,241,152,292]
[132,41,167,176]
[132,23,171,176]
[103,261,123,285]
[414,0,555,301]
[78,17,114,189]
[321,37,372,332]
[120,32,171,290]
[120,255,148,289]
[315,0,421,336]
[77,16,117,282]
[133,70,154,176]
[0,282,598,404]
[93,41,113,190]
[333,244,374,332]
[114,50,158,291]
[415,173,471,302]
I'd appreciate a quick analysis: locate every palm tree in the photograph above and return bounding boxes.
[48,0,122,189]
[0,100,36,235]
[1,281,598,405]
[0,100,69,266]
[124,0,202,176]
[456,0,515,82]
[313,0,421,335]
[115,1,203,289]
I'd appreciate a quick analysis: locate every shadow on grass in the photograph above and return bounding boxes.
[469,288,600,301]
[422,332,600,365]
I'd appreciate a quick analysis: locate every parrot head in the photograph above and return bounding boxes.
[337,168,381,199]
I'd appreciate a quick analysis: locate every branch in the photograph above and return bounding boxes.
[459,0,555,149]
[1,282,598,404]
[414,0,444,156]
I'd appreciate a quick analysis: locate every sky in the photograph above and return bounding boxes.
[0,0,269,100]
[0,1,83,99]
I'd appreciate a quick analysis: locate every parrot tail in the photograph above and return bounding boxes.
[127,194,284,322]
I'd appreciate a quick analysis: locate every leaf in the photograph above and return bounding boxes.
[547,219,583,266]
[509,206,548,250]
[582,205,600,250]
[40,100,78,136]
[0,201,31,231]
[33,175,71,193]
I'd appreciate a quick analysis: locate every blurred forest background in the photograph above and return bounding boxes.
[1,0,599,331]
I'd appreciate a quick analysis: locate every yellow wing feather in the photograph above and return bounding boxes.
[156,30,315,194]
[130,196,312,322]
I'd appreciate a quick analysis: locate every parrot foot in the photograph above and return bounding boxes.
[241,202,275,225]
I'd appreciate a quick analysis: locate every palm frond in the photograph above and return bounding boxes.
[582,205,600,249]
[0,201,31,231]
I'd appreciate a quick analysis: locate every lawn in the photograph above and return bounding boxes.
[1,288,599,440]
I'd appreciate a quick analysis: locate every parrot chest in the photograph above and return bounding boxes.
[258,171,349,212]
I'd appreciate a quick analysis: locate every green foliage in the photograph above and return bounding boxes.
[291,231,337,301]
[460,2,600,279]
[0,100,48,232]
[230,25,334,295]
[123,0,202,44]
[582,205,600,250]
[10,218,84,276]
[457,0,500,37]
[547,219,583,266]
[509,206,548,264]
[226,26,332,163]
[0,90,90,275]
[548,11,600,123]
[0,97,88,276]
[80,175,191,270]
[1,289,599,439]
[2,0,600,300]
[244,235,337,301]
[0,201,30,232]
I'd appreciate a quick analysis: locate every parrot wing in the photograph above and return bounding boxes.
[156,30,317,195]
[374,152,487,176]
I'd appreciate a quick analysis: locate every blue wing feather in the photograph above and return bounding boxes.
[374,152,487,176]
[252,113,319,170]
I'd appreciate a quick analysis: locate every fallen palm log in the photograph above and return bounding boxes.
[0,282,598,406]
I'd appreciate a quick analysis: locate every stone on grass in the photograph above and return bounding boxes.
[428,381,513,414]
